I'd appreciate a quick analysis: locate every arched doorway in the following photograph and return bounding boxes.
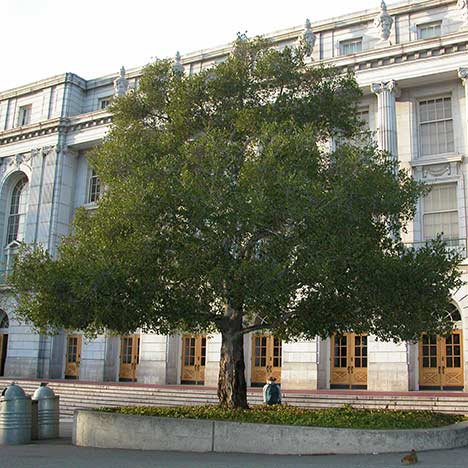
[418,305,464,390]
[0,310,9,376]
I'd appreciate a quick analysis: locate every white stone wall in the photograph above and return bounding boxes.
[137,333,168,384]
[281,339,318,390]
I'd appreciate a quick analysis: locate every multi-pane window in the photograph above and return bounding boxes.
[99,97,112,110]
[339,38,362,55]
[18,105,31,126]
[87,169,101,203]
[6,177,29,245]
[357,108,370,129]
[417,21,442,40]
[419,97,454,156]
[423,183,458,242]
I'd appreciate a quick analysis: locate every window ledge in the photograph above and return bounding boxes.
[411,153,463,167]
[82,203,98,211]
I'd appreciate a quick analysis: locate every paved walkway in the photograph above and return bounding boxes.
[0,422,466,468]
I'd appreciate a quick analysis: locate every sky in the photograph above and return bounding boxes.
[0,0,390,92]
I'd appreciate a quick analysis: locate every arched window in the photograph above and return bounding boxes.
[0,311,8,330]
[6,176,29,245]
[448,304,462,322]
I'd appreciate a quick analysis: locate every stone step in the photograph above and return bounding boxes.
[2,378,468,417]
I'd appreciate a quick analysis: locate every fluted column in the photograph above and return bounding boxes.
[371,80,400,162]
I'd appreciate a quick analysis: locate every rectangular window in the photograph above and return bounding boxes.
[417,21,442,40]
[18,105,32,126]
[87,169,101,204]
[357,108,370,130]
[99,97,112,110]
[339,38,362,56]
[423,183,458,241]
[419,97,454,156]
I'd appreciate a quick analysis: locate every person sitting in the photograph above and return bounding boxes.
[263,376,281,405]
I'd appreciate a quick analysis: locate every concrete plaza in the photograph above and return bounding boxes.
[1,422,467,468]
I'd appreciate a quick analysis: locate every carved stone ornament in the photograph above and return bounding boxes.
[374,1,393,41]
[114,66,128,97]
[458,0,468,22]
[7,153,32,171]
[172,51,184,74]
[371,80,400,97]
[298,18,316,57]
[459,67,468,83]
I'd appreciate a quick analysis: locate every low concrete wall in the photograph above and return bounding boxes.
[73,410,468,455]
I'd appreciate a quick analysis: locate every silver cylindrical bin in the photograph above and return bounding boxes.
[0,383,32,445]
[32,383,59,440]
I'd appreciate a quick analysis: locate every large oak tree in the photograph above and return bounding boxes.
[12,39,461,408]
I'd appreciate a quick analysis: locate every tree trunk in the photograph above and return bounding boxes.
[217,309,248,408]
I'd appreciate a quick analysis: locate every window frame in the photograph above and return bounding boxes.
[339,37,363,56]
[98,96,113,110]
[418,95,454,158]
[86,169,101,204]
[17,105,32,127]
[417,21,442,40]
[422,182,459,243]
[5,176,29,246]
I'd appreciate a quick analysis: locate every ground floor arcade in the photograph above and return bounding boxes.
[1,285,467,392]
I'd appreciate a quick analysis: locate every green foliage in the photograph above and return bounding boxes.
[97,404,464,430]
[11,37,461,343]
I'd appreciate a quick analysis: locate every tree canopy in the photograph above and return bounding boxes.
[12,38,461,407]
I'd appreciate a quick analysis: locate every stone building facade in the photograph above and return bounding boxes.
[1,0,468,391]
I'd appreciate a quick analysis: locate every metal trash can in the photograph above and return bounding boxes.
[31,383,59,440]
[0,383,32,445]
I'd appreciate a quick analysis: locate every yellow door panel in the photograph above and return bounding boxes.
[181,335,206,385]
[65,335,82,379]
[251,334,282,386]
[119,334,140,382]
[330,333,367,389]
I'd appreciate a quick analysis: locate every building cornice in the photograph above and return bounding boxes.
[0,110,112,148]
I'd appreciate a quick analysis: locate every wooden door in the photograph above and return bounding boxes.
[419,331,463,390]
[330,333,368,389]
[119,335,140,382]
[0,334,8,376]
[64,335,82,379]
[181,335,206,385]
[251,334,282,386]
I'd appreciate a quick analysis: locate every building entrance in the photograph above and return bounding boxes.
[65,335,82,379]
[119,334,140,382]
[330,334,368,389]
[181,335,206,385]
[251,334,282,386]
[419,331,464,390]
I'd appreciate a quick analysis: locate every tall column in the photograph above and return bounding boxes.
[371,80,400,161]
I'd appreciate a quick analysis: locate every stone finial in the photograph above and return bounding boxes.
[236,31,249,42]
[374,0,393,42]
[114,66,128,97]
[173,51,185,74]
[298,18,316,57]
